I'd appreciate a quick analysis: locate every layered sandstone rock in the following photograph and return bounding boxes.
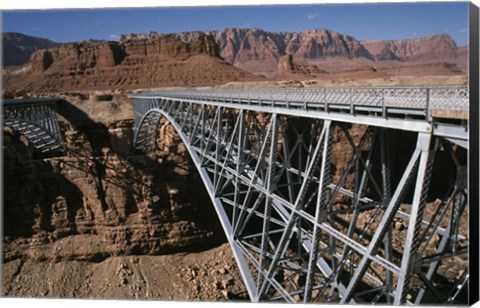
[179,28,373,73]
[178,29,466,75]
[362,34,459,62]
[284,29,372,60]
[3,93,223,263]
[270,54,329,80]
[3,29,467,90]
[2,32,60,66]
[3,34,262,93]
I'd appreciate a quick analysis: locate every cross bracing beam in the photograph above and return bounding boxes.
[2,98,64,155]
[131,87,469,304]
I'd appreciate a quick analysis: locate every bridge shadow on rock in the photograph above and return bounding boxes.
[129,118,227,253]
[3,129,83,246]
[55,99,226,255]
[387,129,466,204]
[4,98,234,266]
[56,99,112,156]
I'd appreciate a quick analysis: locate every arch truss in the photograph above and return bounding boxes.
[131,87,469,304]
[3,98,64,155]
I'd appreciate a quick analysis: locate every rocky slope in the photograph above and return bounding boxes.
[2,32,60,66]
[3,34,262,93]
[175,29,466,74]
[5,28,467,79]
[2,242,248,301]
[3,92,225,266]
[362,34,458,62]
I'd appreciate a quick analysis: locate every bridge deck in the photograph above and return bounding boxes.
[133,86,468,117]
[131,86,469,142]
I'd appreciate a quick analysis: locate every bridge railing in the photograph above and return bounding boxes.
[143,86,468,118]
[2,98,64,155]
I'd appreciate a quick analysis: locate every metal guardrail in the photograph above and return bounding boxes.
[134,86,469,119]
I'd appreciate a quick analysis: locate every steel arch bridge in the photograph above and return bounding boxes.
[131,87,469,304]
[2,98,64,155]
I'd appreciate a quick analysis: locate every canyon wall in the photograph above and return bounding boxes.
[176,29,466,74]
[3,34,262,94]
[2,32,60,66]
[2,90,463,265]
[4,28,467,91]
[3,93,224,264]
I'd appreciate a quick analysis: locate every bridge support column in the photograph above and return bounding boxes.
[394,133,435,304]
[340,132,435,304]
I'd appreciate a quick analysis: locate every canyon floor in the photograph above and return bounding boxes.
[2,242,248,302]
[1,75,469,303]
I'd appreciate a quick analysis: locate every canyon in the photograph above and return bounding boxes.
[3,28,467,95]
[2,91,248,300]
[128,28,468,74]
[2,86,468,301]
[3,33,262,94]
[1,28,470,302]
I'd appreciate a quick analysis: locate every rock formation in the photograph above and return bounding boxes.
[3,93,224,264]
[177,29,467,74]
[2,32,60,66]
[3,29,468,88]
[270,54,329,80]
[3,34,262,93]
[178,28,373,73]
[362,34,459,62]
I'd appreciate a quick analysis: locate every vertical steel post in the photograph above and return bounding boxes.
[394,133,434,304]
[303,120,332,302]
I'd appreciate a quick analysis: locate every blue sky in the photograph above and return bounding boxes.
[1,2,470,46]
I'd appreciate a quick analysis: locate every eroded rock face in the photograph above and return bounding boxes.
[3,97,222,263]
[271,54,329,80]
[179,28,373,68]
[3,34,261,93]
[2,32,60,67]
[178,29,467,75]
[285,29,373,60]
[362,34,459,62]
[30,49,54,72]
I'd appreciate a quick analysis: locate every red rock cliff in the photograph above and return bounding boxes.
[3,34,261,93]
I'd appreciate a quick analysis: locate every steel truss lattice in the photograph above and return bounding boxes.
[2,98,64,155]
[131,91,469,305]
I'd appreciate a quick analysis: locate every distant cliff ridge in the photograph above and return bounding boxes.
[177,28,373,64]
[173,28,466,73]
[3,34,262,93]
[2,32,60,66]
[4,28,467,72]
[362,34,459,62]
[2,28,467,93]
